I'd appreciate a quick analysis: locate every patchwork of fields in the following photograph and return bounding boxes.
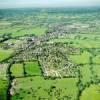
[0,8,100,100]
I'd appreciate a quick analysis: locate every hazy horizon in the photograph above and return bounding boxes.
[0,0,100,9]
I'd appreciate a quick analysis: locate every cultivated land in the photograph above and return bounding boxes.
[0,8,100,100]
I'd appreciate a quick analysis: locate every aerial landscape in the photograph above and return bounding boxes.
[0,0,100,100]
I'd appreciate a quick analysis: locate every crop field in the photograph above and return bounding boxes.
[0,8,100,100]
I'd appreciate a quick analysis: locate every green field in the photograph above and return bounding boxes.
[93,55,100,64]
[92,65,100,80]
[0,80,8,100]
[0,49,13,62]
[0,26,47,37]
[0,64,9,79]
[0,63,9,100]
[12,27,47,37]
[11,77,78,100]
[80,84,100,100]
[24,61,41,76]
[10,63,24,77]
[48,38,100,48]
[69,51,91,64]
[80,64,92,85]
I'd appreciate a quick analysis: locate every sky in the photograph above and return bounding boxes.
[0,0,100,9]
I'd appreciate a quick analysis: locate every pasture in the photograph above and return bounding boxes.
[11,76,78,100]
